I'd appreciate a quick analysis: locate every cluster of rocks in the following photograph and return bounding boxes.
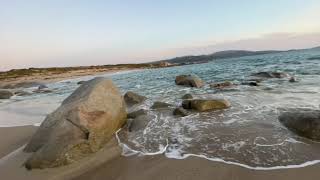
[0,82,54,99]
[21,71,310,170]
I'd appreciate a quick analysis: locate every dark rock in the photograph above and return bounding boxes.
[173,107,189,117]
[38,84,48,90]
[289,77,298,83]
[182,99,231,112]
[33,89,53,94]
[175,75,204,88]
[251,72,289,79]
[241,81,260,86]
[210,81,234,89]
[127,109,147,119]
[124,91,147,106]
[23,77,127,169]
[181,94,193,99]
[279,109,320,141]
[77,81,87,85]
[151,101,173,109]
[129,115,155,132]
[0,90,14,99]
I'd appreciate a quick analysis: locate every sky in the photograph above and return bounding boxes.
[0,0,320,71]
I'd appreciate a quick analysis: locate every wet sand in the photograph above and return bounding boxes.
[0,126,36,158]
[1,126,320,180]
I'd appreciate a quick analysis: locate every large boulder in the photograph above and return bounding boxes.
[175,75,204,88]
[251,72,289,79]
[0,90,14,99]
[279,109,320,141]
[23,77,127,169]
[182,99,231,112]
[124,91,147,106]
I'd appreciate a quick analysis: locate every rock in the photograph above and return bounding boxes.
[151,101,173,109]
[210,81,234,89]
[0,90,14,99]
[33,89,53,94]
[77,81,87,85]
[1,82,45,89]
[38,84,48,90]
[173,107,189,117]
[289,77,298,83]
[127,109,147,119]
[251,72,289,79]
[175,75,204,88]
[279,109,320,141]
[129,115,155,132]
[182,99,231,112]
[14,90,32,96]
[241,81,259,86]
[181,94,193,99]
[124,91,147,106]
[23,77,127,169]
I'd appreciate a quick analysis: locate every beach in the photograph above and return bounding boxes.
[0,125,320,180]
[1,49,320,180]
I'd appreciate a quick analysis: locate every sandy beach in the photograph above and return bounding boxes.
[0,125,319,180]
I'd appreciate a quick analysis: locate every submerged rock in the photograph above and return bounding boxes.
[181,94,193,99]
[241,81,260,86]
[182,99,231,112]
[151,101,173,109]
[251,72,289,79]
[38,84,48,90]
[124,91,147,106]
[210,81,235,89]
[33,89,53,94]
[23,77,127,169]
[289,77,298,83]
[279,109,320,141]
[175,75,204,88]
[77,81,87,85]
[127,109,147,119]
[173,107,189,117]
[0,90,14,99]
[14,90,32,96]
[129,115,155,132]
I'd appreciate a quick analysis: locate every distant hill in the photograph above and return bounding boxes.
[155,50,282,65]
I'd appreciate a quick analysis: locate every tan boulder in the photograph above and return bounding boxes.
[182,99,231,112]
[24,77,127,169]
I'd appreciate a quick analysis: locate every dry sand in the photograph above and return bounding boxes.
[0,126,320,180]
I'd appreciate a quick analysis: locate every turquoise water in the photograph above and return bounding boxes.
[1,48,320,168]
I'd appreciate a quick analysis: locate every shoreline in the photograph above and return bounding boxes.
[1,126,320,180]
[0,67,144,88]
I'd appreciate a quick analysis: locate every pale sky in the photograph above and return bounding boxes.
[0,0,320,71]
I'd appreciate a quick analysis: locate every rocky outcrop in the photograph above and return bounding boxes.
[181,94,193,99]
[210,81,235,89]
[1,82,45,89]
[129,115,155,132]
[251,72,289,79]
[182,99,231,112]
[173,107,189,117]
[151,101,173,109]
[175,75,204,88]
[127,109,147,119]
[279,109,320,141]
[23,77,127,169]
[0,90,14,99]
[124,91,147,106]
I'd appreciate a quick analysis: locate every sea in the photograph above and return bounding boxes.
[1,48,320,170]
